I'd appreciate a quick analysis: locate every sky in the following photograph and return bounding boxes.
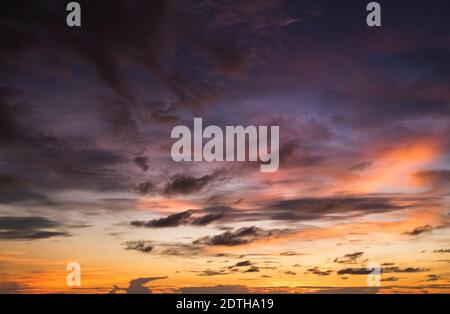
[0,0,449,294]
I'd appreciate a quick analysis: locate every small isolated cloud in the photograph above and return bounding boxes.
[425,274,440,281]
[434,249,450,253]
[382,277,399,282]
[334,252,366,264]
[305,267,332,276]
[197,269,229,276]
[404,225,434,236]
[122,240,154,253]
[233,260,252,267]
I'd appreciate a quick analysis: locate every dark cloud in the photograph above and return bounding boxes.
[279,140,327,169]
[1,132,131,198]
[163,173,216,195]
[158,243,205,257]
[0,216,70,240]
[233,260,252,267]
[109,276,167,294]
[133,156,149,172]
[191,213,224,226]
[404,225,434,236]
[122,239,205,257]
[383,267,430,273]
[425,274,440,281]
[333,252,366,264]
[122,240,154,253]
[190,195,416,225]
[336,268,372,275]
[245,266,260,273]
[1,0,246,107]
[0,175,48,204]
[131,210,195,228]
[305,267,332,276]
[193,226,290,246]
[130,209,223,228]
[134,181,155,195]
[0,86,28,145]
[434,249,450,253]
[197,269,229,277]
[382,277,399,282]
[337,266,429,275]
[349,161,373,172]
[148,101,180,125]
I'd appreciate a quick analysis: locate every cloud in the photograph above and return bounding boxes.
[0,175,49,204]
[350,161,373,172]
[193,226,290,246]
[1,1,246,107]
[382,277,399,282]
[305,267,332,276]
[0,282,27,294]
[134,181,155,195]
[434,249,450,253]
[244,266,260,273]
[333,252,366,264]
[0,86,27,145]
[133,156,149,172]
[197,269,229,276]
[415,170,450,190]
[109,276,167,294]
[336,268,372,275]
[337,266,429,275]
[163,173,217,195]
[148,101,180,125]
[403,225,434,236]
[0,216,70,240]
[122,240,154,253]
[383,267,430,273]
[1,132,131,198]
[233,260,252,267]
[268,196,409,221]
[122,240,204,257]
[131,210,195,228]
[130,209,223,228]
[191,213,224,226]
[425,274,440,281]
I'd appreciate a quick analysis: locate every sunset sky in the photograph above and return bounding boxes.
[0,0,449,294]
